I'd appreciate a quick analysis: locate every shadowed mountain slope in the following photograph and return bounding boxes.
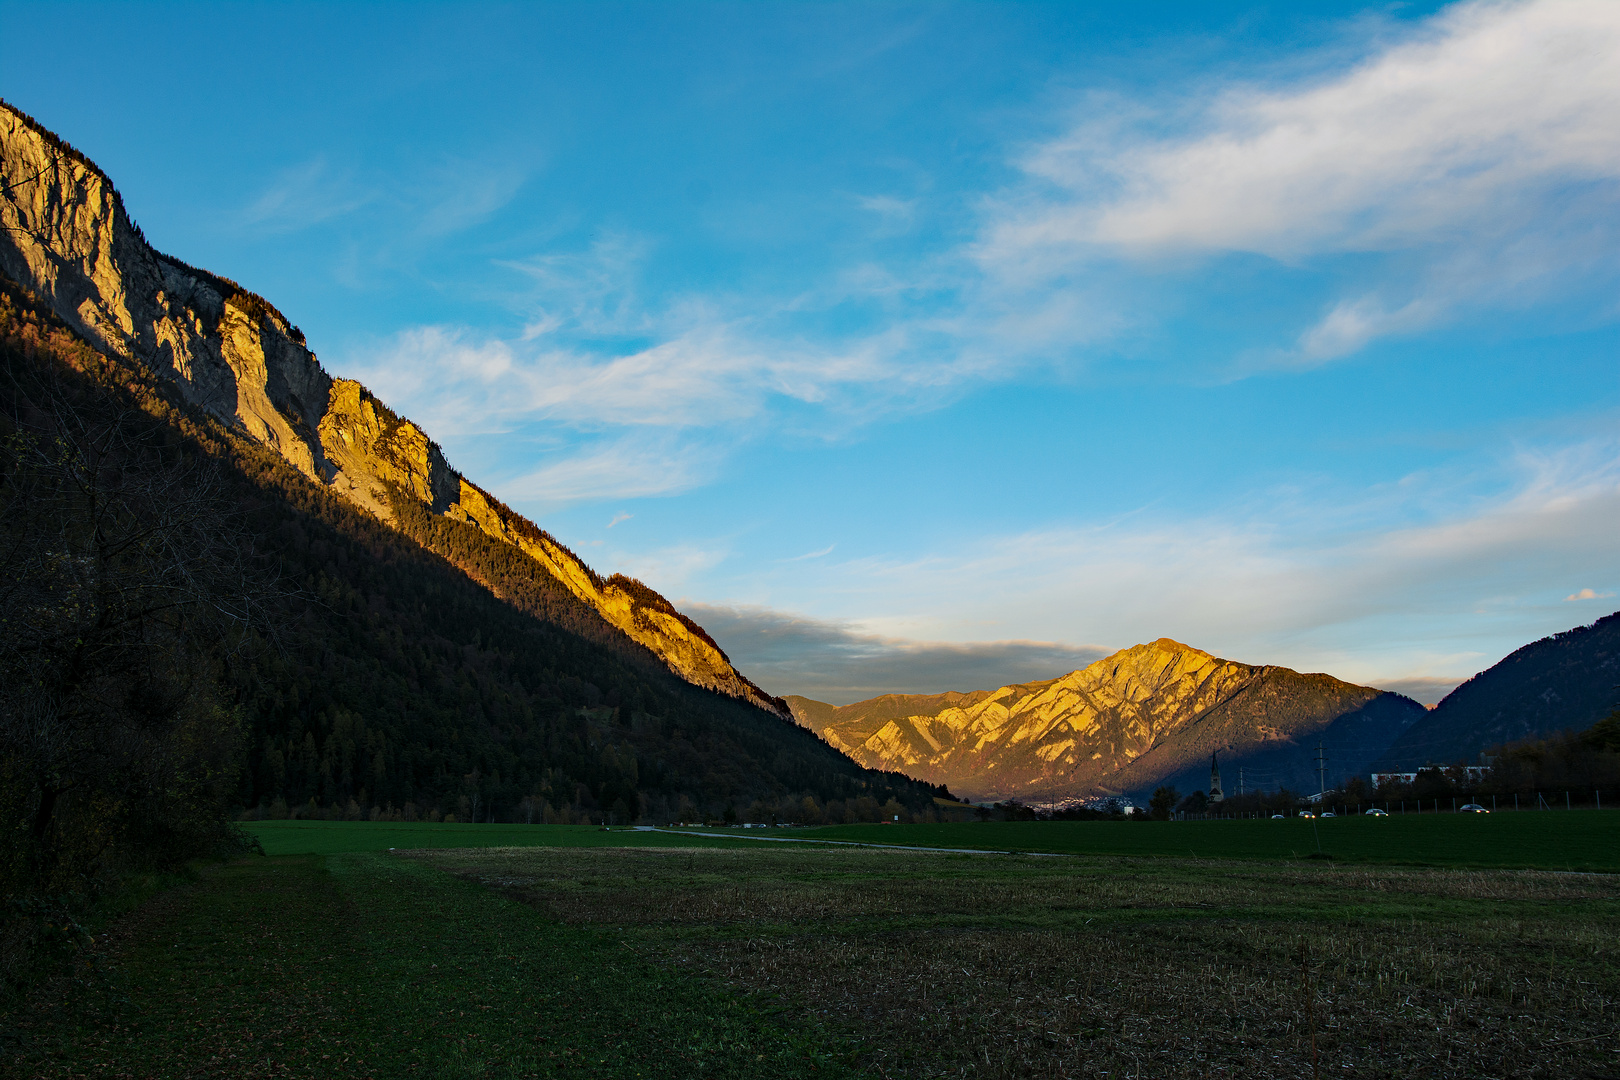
[1,254,941,825]
[0,100,782,718]
[1370,611,1620,772]
[789,639,1424,802]
[0,106,946,822]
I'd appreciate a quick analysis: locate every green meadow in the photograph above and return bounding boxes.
[248,820,765,856]
[12,812,1619,1079]
[11,850,853,1080]
[799,809,1620,871]
[248,809,1620,871]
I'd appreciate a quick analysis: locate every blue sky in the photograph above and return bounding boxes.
[7,0,1619,702]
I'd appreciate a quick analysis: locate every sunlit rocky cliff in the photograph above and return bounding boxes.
[789,639,1425,802]
[0,101,784,717]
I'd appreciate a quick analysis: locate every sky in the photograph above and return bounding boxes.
[5,0,1619,704]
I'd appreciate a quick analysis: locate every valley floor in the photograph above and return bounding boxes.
[8,850,848,1079]
[12,822,1620,1079]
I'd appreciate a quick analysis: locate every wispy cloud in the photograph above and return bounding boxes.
[786,544,835,562]
[607,512,632,529]
[853,193,918,231]
[241,158,372,232]
[339,237,999,501]
[1291,296,1440,366]
[728,432,1620,693]
[496,434,721,504]
[239,152,530,257]
[415,159,527,237]
[333,0,1620,512]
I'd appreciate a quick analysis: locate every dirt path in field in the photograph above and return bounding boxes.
[636,825,1074,856]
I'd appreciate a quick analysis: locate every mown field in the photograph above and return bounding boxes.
[247,819,766,856]
[433,842,1620,1079]
[9,850,852,1080]
[797,810,1620,871]
[247,808,1620,871]
[12,815,1619,1079]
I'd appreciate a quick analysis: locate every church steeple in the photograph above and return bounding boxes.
[1209,750,1224,803]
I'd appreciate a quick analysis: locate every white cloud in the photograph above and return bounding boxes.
[984,0,1620,357]
[336,239,1014,503]
[607,512,632,529]
[736,433,1620,693]
[1564,587,1614,601]
[330,0,1620,512]
[345,323,763,432]
[497,435,719,504]
[1292,295,1439,365]
[1004,0,1620,257]
[504,233,654,339]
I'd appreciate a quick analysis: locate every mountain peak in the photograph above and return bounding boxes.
[793,639,1421,802]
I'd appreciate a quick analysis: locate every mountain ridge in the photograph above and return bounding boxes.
[0,99,784,718]
[0,272,941,824]
[789,638,1425,801]
[1370,610,1620,772]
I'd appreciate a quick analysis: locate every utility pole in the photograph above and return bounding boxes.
[1314,743,1328,804]
[1238,766,1245,797]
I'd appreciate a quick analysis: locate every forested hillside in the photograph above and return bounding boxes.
[0,98,785,718]
[0,275,944,869]
[1371,612,1620,771]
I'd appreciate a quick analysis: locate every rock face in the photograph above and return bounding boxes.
[788,639,1425,802]
[0,101,784,717]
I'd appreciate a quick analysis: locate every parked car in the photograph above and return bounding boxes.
[1364,808,1389,816]
[1271,814,1285,819]
[1320,812,1336,818]
[1459,803,1490,813]
[1299,811,1316,819]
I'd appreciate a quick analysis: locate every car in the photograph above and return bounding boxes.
[1320,812,1336,818]
[1299,811,1316,819]
[1364,808,1388,816]
[1271,814,1285,819]
[1460,803,1490,813]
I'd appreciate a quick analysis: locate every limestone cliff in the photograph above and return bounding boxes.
[0,100,785,718]
[787,639,1424,802]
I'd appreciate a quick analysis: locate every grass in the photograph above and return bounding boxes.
[431,843,1620,1079]
[792,810,1620,870]
[8,852,859,1079]
[246,820,765,856]
[244,809,1620,871]
[17,816,1620,1078]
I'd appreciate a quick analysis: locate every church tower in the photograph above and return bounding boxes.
[1209,750,1224,803]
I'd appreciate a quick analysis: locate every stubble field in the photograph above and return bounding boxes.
[12,817,1619,1079]
[428,841,1620,1079]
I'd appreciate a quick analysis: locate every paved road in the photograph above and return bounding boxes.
[632,825,1071,857]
